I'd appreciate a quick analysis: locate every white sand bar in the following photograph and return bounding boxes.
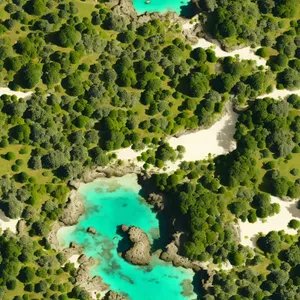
[0,87,32,99]
[0,209,19,234]
[239,196,300,248]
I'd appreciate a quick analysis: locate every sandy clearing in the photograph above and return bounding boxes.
[168,105,237,168]
[0,209,19,234]
[239,196,300,248]
[114,105,238,173]
[191,38,266,67]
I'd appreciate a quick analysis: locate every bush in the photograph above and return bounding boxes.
[288,219,300,229]
[5,152,16,161]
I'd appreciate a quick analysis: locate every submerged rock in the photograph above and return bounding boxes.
[87,226,97,234]
[121,225,151,265]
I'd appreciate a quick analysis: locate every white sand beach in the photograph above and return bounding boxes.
[69,254,80,268]
[0,209,19,234]
[0,87,32,99]
[56,225,77,248]
[239,196,300,247]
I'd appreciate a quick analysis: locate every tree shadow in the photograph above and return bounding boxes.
[287,201,300,219]
[179,2,201,18]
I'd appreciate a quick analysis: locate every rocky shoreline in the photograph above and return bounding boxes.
[48,165,144,299]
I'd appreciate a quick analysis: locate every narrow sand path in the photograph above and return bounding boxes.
[0,87,32,99]
[239,196,300,248]
[257,88,300,99]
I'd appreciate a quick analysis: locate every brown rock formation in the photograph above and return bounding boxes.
[104,290,128,300]
[147,193,164,211]
[87,226,97,234]
[60,190,85,226]
[121,226,151,265]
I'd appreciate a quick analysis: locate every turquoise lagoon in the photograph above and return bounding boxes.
[132,0,190,15]
[59,174,196,300]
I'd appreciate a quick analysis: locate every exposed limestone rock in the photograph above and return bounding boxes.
[87,226,97,234]
[147,193,164,211]
[104,290,128,300]
[76,265,109,295]
[121,225,151,265]
[60,190,85,226]
[160,234,208,272]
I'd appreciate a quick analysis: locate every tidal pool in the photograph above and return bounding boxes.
[132,0,190,15]
[58,174,196,300]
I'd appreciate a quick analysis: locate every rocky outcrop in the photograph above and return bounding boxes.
[110,0,185,25]
[147,193,164,211]
[87,226,97,234]
[121,226,151,265]
[104,290,128,300]
[60,190,85,226]
[160,233,208,272]
[76,257,109,295]
[69,165,141,189]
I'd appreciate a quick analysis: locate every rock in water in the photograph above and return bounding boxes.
[87,226,97,234]
[122,226,151,265]
[147,193,164,211]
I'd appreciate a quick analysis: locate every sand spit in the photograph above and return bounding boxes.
[239,196,300,248]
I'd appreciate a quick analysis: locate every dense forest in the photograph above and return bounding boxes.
[0,0,299,299]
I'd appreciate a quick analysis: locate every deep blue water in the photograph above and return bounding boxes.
[60,174,196,300]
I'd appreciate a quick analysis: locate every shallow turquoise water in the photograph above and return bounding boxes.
[62,175,196,300]
[133,0,190,15]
